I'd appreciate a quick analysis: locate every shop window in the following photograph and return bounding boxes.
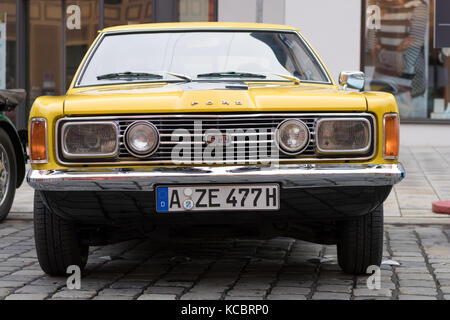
[429,0,450,119]
[363,0,432,120]
[66,1,99,89]
[104,0,153,27]
[0,0,17,125]
[179,0,216,22]
[28,0,63,106]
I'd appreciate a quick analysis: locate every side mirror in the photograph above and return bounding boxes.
[339,71,365,91]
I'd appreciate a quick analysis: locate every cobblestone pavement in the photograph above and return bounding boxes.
[0,220,449,300]
[2,130,450,300]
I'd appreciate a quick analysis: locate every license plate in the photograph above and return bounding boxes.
[156,184,280,212]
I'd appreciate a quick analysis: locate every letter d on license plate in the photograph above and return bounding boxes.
[156,184,280,212]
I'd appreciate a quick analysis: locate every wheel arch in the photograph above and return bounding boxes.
[0,118,26,188]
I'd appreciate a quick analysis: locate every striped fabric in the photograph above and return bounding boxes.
[370,0,428,97]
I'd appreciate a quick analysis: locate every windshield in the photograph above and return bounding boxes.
[77,31,331,87]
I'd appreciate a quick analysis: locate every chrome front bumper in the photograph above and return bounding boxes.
[27,163,405,192]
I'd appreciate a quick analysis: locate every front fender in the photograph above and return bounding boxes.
[0,113,26,188]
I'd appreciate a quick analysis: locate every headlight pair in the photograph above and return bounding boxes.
[276,118,371,155]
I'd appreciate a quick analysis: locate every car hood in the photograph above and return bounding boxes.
[63,82,367,115]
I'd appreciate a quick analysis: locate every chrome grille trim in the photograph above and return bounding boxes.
[55,113,376,165]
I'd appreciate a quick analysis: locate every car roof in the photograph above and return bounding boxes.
[101,22,299,33]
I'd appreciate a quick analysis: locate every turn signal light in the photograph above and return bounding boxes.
[30,118,48,163]
[383,113,399,159]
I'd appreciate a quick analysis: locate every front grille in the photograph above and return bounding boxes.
[56,113,376,165]
[118,115,317,163]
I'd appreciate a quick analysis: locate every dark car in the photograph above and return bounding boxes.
[0,89,27,221]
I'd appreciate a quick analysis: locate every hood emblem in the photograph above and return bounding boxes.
[190,100,242,106]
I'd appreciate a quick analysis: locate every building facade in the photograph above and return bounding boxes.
[220,0,450,123]
[0,0,218,130]
[0,0,449,130]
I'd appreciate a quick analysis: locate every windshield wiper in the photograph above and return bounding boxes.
[96,72,163,81]
[197,71,267,79]
[96,71,192,83]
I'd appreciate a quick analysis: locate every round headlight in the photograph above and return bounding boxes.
[124,121,159,158]
[276,119,310,154]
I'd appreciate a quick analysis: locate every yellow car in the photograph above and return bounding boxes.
[27,22,405,276]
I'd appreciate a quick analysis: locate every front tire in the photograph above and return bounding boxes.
[0,128,17,222]
[337,205,384,275]
[34,192,89,276]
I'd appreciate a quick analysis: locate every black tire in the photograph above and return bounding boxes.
[337,205,384,275]
[0,128,17,222]
[34,192,89,276]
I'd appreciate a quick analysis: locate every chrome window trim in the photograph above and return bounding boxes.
[60,121,119,159]
[30,117,48,164]
[383,113,399,160]
[55,113,377,166]
[74,29,333,88]
[123,121,160,158]
[315,118,372,155]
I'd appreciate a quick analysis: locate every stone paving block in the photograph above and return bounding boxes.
[137,294,177,300]
[225,296,264,300]
[267,294,306,300]
[93,295,134,300]
[316,284,352,293]
[440,286,450,294]
[227,289,267,297]
[275,280,313,287]
[153,280,194,287]
[397,273,434,281]
[144,286,185,295]
[353,288,392,297]
[399,287,437,296]
[0,288,14,298]
[181,292,222,300]
[74,280,111,291]
[15,285,59,294]
[30,278,67,286]
[99,288,141,296]
[269,286,310,295]
[316,279,354,286]
[10,269,45,276]
[391,252,423,257]
[435,273,450,280]
[189,286,229,294]
[311,292,351,300]
[395,267,430,273]
[394,257,426,262]
[0,280,29,288]
[109,281,149,289]
[398,280,436,288]
[399,295,437,300]
[51,290,97,299]
[5,293,48,300]
[231,282,271,291]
